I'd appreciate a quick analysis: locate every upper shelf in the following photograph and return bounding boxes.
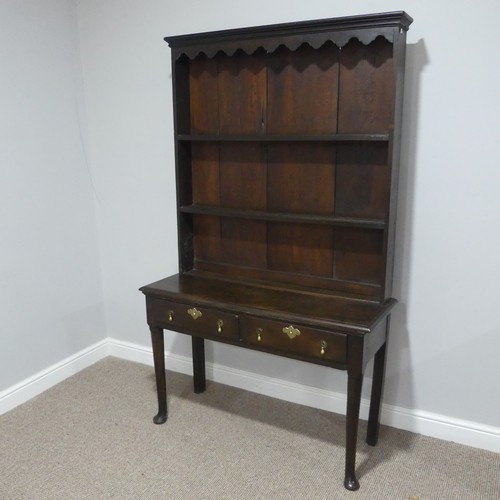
[164,11,413,60]
[177,133,390,142]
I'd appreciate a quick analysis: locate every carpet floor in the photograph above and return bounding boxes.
[1,357,498,499]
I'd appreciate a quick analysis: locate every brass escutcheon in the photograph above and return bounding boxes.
[168,310,174,322]
[282,325,301,339]
[187,307,202,320]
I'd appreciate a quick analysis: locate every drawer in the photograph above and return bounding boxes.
[240,316,346,363]
[150,298,239,341]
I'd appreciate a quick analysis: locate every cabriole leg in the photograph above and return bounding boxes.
[344,369,363,491]
[150,325,167,424]
[366,342,387,446]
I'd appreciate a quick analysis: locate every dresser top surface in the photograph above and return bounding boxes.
[140,273,396,334]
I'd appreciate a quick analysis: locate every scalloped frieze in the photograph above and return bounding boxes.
[172,30,394,60]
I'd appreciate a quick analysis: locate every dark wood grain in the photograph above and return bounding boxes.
[189,55,219,134]
[366,341,387,445]
[217,142,268,269]
[189,123,218,265]
[335,143,389,219]
[338,37,394,133]
[193,215,220,263]
[268,222,333,278]
[240,315,347,364]
[172,56,191,135]
[267,44,339,135]
[141,273,395,331]
[267,143,335,214]
[191,142,219,205]
[193,261,381,298]
[181,205,385,229]
[334,227,384,284]
[178,133,389,142]
[217,50,267,135]
[150,326,167,424]
[192,337,206,393]
[219,142,267,210]
[221,218,267,268]
[165,12,413,61]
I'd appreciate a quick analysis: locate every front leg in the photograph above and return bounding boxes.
[150,325,167,424]
[344,368,363,491]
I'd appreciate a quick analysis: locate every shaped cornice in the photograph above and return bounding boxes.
[165,11,413,60]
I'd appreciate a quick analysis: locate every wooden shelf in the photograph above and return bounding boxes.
[177,133,390,142]
[180,205,385,229]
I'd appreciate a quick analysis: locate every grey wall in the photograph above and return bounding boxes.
[0,0,106,391]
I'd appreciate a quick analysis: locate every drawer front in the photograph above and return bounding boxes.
[150,298,239,341]
[240,316,346,363]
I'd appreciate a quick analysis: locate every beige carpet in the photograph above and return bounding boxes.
[1,357,498,499]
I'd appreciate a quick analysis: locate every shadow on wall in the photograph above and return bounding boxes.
[385,38,429,411]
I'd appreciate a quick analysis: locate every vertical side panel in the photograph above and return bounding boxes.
[172,55,194,272]
[383,30,408,299]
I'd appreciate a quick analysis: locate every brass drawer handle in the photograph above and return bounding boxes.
[282,325,301,339]
[217,319,224,333]
[256,328,263,342]
[187,307,202,320]
[320,341,327,356]
[168,310,174,322]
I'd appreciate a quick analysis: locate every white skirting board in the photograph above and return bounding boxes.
[0,339,109,415]
[1,337,499,454]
